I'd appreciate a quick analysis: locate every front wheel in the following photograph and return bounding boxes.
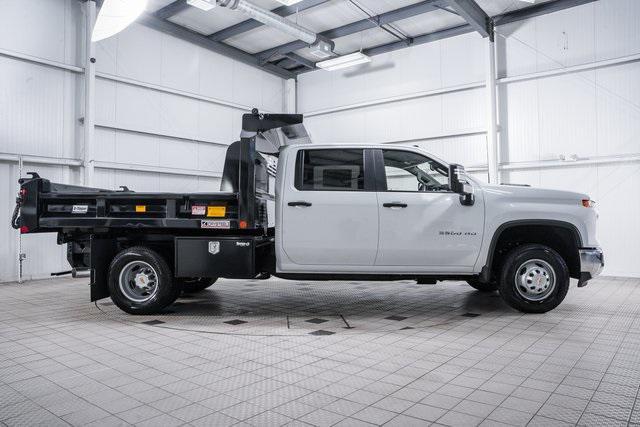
[179,278,217,293]
[108,246,179,315]
[499,244,570,313]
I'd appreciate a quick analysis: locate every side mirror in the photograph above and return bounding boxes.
[448,164,475,206]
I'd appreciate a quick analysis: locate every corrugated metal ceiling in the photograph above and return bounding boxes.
[143,0,560,74]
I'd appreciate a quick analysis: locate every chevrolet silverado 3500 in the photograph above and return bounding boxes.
[12,111,604,315]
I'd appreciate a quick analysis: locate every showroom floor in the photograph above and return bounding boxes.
[1,276,639,427]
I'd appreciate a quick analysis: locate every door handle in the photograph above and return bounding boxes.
[383,202,407,208]
[288,201,312,207]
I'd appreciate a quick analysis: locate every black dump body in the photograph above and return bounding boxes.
[11,111,304,300]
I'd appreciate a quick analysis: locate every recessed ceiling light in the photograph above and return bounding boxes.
[317,52,371,71]
[187,0,217,11]
[92,0,148,42]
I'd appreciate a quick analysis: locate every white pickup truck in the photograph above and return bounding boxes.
[14,111,604,315]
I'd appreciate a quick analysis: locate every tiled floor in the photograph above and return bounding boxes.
[1,276,639,426]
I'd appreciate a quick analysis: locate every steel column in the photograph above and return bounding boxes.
[284,79,297,114]
[485,35,499,184]
[83,0,96,186]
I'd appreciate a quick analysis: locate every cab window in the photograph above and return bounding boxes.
[295,149,365,191]
[382,150,449,192]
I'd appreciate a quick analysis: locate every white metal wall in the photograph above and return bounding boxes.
[0,0,284,282]
[298,0,640,277]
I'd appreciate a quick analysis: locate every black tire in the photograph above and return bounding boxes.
[466,277,499,292]
[498,244,570,313]
[179,278,217,293]
[108,246,179,315]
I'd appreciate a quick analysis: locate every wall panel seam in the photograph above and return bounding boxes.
[96,72,263,112]
[93,160,222,178]
[0,47,84,73]
[303,82,486,117]
[497,52,640,85]
[95,124,231,147]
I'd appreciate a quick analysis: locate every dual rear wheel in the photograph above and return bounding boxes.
[108,247,215,315]
[467,244,570,313]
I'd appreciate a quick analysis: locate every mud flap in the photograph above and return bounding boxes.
[90,237,117,302]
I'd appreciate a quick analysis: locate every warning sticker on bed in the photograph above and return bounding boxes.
[191,205,206,216]
[201,220,230,229]
[72,205,88,214]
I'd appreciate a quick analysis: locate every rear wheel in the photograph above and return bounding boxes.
[108,247,179,314]
[466,277,498,292]
[179,278,217,293]
[498,244,569,313]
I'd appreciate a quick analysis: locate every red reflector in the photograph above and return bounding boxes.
[20,226,29,234]
[582,199,594,208]
[239,220,248,229]
[19,188,26,197]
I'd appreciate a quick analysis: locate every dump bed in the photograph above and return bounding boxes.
[12,111,306,237]
[16,175,242,234]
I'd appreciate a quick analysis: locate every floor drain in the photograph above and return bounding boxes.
[462,313,480,317]
[142,320,164,325]
[306,318,329,324]
[224,319,247,325]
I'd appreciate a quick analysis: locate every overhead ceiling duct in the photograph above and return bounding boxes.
[215,0,335,58]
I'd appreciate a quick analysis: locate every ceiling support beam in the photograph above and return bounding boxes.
[494,0,598,25]
[364,24,473,57]
[256,0,446,61]
[295,24,474,75]
[138,13,295,79]
[279,53,316,70]
[445,0,491,38]
[155,0,190,20]
[208,0,330,42]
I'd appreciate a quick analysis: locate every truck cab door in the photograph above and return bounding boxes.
[374,149,484,272]
[277,148,379,271]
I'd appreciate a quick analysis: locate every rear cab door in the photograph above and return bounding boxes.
[276,147,379,273]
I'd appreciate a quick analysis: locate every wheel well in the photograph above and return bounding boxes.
[488,224,581,280]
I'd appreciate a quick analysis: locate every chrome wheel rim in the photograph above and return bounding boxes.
[514,259,556,302]
[119,261,159,303]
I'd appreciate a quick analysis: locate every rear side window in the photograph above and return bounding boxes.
[295,149,365,191]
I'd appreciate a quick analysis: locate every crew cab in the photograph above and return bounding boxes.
[12,111,604,315]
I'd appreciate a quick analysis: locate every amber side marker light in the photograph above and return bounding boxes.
[582,199,595,208]
[135,205,146,213]
[207,206,226,217]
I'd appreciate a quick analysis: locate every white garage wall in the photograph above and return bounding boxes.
[298,31,490,182]
[93,21,285,192]
[497,0,640,277]
[0,0,82,283]
[0,0,284,283]
[298,0,640,277]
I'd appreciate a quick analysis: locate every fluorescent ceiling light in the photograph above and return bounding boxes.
[187,0,217,11]
[317,52,371,71]
[92,0,148,42]
[274,0,305,5]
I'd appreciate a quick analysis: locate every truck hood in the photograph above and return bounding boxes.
[479,182,589,203]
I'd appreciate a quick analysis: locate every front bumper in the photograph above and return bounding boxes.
[577,247,604,287]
